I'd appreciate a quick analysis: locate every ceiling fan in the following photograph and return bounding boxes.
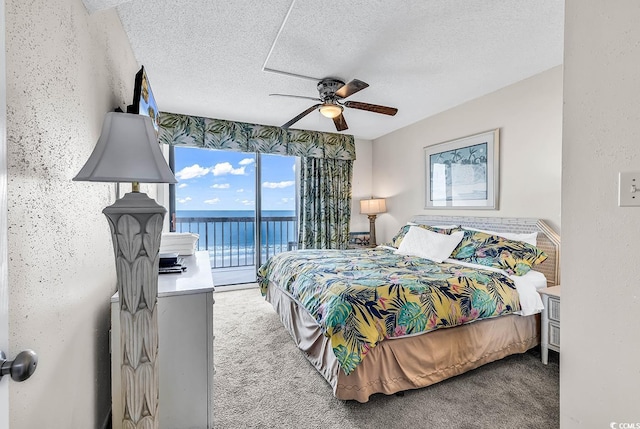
[270,78,398,132]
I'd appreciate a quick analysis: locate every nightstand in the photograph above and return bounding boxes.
[348,231,372,249]
[348,243,376,249]
[539,286,561,364]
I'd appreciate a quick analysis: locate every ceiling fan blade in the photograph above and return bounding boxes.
[282,104,321,129]
[270,93,321,102]
[335,79,369,99]
[333,113,348,131]
[344,100,398,116]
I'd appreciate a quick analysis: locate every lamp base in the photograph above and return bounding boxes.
[103,192,166,429]
[368,214,378,246]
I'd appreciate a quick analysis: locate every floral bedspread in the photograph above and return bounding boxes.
[257,248,521,375]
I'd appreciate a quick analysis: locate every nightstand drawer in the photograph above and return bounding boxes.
[549,321,560,349]
[540,285,560,364]
[548,296,560,322]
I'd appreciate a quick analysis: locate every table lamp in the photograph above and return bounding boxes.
[73,111,176,429]
[360,197,386,246]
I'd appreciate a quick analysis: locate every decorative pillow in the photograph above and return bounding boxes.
[463,227,538,246]
[395,227,465,263]
[450,230,547,276]
[389,224,456,248]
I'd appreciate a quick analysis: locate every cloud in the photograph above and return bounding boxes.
[178,183,188,189]
[211,183,230,189]
[212,162,245,176]
[176,164,210,180]
[241,199,254,206]
[177,197,192,204]
[239,158,255,166]
[281,198,291,203]
[263,180,295,189]
[236,188,244,193]
[204,198,220,205]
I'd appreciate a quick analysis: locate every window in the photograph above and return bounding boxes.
[170,146,298,285]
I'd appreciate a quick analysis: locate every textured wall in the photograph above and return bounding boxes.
[372,66,563,242]
[561,1,640,426]
[0,0,8,425]
[5,0,138,426]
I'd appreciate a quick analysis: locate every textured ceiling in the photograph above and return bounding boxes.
[101,0,563,140]
[82,0,129,14]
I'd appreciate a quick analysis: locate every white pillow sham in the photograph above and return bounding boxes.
[464,227,538,246]
[395,227,464,263]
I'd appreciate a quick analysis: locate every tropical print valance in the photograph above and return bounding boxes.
[158,112,356,161]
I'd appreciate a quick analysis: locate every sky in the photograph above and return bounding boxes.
[174,146,297,212]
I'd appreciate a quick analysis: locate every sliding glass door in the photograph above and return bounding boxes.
[171,147,297,286]
[257,153,298,268]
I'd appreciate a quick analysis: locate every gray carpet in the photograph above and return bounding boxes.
[213,288,559,429]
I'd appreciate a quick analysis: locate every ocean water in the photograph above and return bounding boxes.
[175,210,297,267]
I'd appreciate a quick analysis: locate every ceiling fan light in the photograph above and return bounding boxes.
[319,104,343,119]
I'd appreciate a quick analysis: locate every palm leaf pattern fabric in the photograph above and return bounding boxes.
[203,117,250,151]
[287,129,324,158]
[159,112,356,160]
[298,157,352,249]
[158,113,205,147]
[451,230,547,276]
[258,248,521,375]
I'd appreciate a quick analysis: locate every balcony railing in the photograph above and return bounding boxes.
[175,216,297,268]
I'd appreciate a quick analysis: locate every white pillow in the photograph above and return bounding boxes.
[464,227,538,246]
[395,227,465,263]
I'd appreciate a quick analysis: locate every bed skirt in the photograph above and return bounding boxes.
[266,282,540,403]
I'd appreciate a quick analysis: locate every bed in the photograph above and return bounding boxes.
[258,216,560,402]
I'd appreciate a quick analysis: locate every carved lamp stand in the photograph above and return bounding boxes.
[74,112,177,429]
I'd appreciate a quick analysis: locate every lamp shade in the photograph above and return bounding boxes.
[73,112,177,184]
[319,104,343,119]
[360,198,387,215]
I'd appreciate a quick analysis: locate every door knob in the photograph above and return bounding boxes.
[0,350,38,382]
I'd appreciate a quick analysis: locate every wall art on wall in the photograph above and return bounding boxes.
[424,129,499,209]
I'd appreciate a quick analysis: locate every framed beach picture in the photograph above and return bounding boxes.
[424,129,499,209]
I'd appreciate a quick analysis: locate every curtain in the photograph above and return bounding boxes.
[159,112,356,161]
[298,157,353,249]
[159,111,356,250]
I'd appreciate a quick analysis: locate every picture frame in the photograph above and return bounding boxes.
[424,129,499,210]
[348,231,371,247]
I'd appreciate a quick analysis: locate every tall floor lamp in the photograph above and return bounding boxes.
[73,112,177,429]
[360,198,386,246]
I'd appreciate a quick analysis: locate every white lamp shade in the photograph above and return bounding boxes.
[360,198,387,215]
[319,104,343,119]
[73,112,177,184]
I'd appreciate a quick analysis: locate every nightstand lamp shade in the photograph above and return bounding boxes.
[73,111,176,429]
[360,198,387,215]
[360,198,387,246]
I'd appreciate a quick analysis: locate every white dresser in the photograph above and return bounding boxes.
[111,251,215,429]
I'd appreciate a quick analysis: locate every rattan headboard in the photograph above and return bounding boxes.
[410,215,561,286]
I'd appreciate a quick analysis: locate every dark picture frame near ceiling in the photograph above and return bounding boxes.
[424,129,499,210]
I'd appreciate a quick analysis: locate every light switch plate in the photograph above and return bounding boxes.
[619,172,640,206]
